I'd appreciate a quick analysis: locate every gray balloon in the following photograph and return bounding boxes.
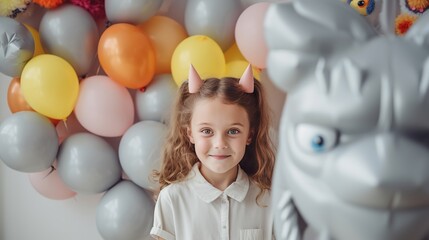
[119,121,167,192]
[0,16,34,77]
[96,180,154,240]
[39,4,99,77]
[158,0,189,26]
[240,0,285,8]
[135,74,178,124]
[0,111,57,172]
[57,132,122,194]
[105,0,163,24]
[185,0,242,50]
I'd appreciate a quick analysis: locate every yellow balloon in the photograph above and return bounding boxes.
[224,43,261,80]
[24,24,45,57]
[225,43,245,63]
[171,35,225,86]
[224,60,261,80]
[21,54,79,120]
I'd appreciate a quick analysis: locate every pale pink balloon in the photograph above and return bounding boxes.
[235,2,270,69]
[74,75,135,137]
[28,161,76,200]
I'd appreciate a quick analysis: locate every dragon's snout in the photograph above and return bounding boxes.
[324,133,429,209]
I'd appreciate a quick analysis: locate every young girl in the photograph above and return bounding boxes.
[151,65,276,240]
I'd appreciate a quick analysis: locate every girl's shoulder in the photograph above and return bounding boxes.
[158,179,193,200]
[247,179,272,203]
[159,164,200,199]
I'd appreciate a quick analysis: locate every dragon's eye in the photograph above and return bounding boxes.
[358,0,366,7]
[295,124,338,153]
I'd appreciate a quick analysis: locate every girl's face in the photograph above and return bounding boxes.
[187,97,251,178]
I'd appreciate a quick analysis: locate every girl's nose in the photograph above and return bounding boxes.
[214,135,228,149]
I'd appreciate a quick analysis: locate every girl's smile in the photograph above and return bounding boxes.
[209,154,232,160]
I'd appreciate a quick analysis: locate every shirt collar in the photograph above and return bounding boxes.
[188,163,250,203]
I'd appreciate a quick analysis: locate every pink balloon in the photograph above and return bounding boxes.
[74,75,135,137]
[28,161,76,200]
[235,2,270,69]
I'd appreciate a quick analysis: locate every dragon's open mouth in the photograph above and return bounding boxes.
[333,187,429,210]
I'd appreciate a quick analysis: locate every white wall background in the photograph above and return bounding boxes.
[0,72,104,240]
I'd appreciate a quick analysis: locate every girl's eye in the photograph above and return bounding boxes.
[295,124,338,153]
[201,129,213,135]
[228,129,240,135]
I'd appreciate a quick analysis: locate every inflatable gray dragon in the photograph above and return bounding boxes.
[265,0,429,239]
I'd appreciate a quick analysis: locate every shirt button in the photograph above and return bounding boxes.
[223,226,226,229]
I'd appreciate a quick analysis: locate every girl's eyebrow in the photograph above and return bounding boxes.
[197,122,212,126]
[197,122,245,126]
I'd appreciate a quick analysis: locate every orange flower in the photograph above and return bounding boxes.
[395,13,418,36]
[33,0,65,9]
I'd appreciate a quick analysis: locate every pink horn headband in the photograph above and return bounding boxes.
[188,64,254,93]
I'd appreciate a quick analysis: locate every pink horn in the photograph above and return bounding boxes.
[188,64,203,93]
[239,64,254,93]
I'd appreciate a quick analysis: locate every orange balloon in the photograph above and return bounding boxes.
[49,118,61,126]
[7,77,33,113]
[138,16,188,74]
[7,77,61,125]
[98,23,156,89]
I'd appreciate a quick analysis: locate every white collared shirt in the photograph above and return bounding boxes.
[150,163,274,240]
